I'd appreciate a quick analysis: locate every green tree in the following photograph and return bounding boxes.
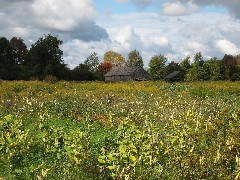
[193,52,204,67]
[10,37,28,65]
[180,55,191,76]
[10,37,29,80]
[165,61,183,81]
[165,61,181,74]
[236,54,240,67]
[127,49,144,67]
[84,52,100,73]
[27,34,66,80]
[204,58,223,81]
[103,51,125,67]
[84,52,102,80]
[0,37,15,80]
[148,54,167,80]
[185,52,206,81]
[71,64,93,81]
[222,54,238,81]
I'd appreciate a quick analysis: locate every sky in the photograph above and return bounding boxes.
[0,0,240,68]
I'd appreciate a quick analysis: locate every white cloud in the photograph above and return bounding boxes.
[162,1,199,16]
[115,0,128,2]
[98,11,240,65]
[147,36,169,47]
[111,26,142,52]
[0,0,108,41]
[32,0,96,31]
[141,36,173,56]
[116,0,240,19]
[215,39,240,55]
[62,24,173,68]
[188,0,240,18]
[188,42,208,53]
[187,1,199,13]
[1,0,240,69]
[162,2,187,16]
[62,39,110,68]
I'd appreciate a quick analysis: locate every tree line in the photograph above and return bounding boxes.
[1,34,240,81]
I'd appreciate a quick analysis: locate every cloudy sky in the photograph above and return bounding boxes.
[1,0,240,68]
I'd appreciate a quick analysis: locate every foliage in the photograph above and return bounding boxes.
[83,52,103,80]
[204,58,224,81]
[180,55,191,75]
[43,75,58,84]
[165,61,183,81]
[193,52,204,67]
[27,34,66,80]
[71,64,94,81]
[103,51,125,67]
[0,37,15,80]
[98,61,112,75]
[84,52,100,73]
[148,54,167,80]
[126,49,144,67]
[10,37,28,65]
[1,35,240,81]
[185,52,206,81]
[98,118,163,179]
[222,54,239,81]
[1,81,240,179]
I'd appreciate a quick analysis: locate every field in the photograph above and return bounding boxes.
[1,80,240,179]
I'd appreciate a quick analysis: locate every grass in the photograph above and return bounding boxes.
[0,80,240,179]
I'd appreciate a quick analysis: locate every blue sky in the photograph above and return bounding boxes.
[94,0,228,14]
[0,0,239,68]
[94,0,158,14]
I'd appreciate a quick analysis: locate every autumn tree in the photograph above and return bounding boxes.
[103,51,125,67]
[98,61,112,75]
[126,49,144,67]
[148,54,167,80]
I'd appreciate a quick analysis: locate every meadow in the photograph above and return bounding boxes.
[0,80,240,179]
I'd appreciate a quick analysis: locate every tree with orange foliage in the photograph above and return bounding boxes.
[98,61,112,75]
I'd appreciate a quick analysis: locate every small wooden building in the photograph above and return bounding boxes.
[165,71,182,82]
[105,66,150,82]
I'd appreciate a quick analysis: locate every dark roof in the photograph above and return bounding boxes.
[105,66,139,76]
[166,71,181,79]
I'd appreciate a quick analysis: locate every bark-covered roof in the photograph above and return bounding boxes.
[166,71,181,79]
[105,66,139,76]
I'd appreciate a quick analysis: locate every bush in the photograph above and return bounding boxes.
[44,75,58,83]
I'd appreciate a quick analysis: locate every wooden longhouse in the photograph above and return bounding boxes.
[105,66,150,82]
[165,71,182,82]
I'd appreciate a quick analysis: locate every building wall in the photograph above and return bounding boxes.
[133,67,150,80]
[105,76,112,81]
[105,75,133,82]
[105,67,149,81]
